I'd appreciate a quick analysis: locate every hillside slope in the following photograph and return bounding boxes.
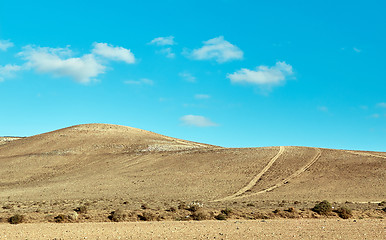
[0,124,385,204]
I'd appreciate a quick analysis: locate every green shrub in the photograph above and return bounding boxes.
[335,206,352,219]
[221,208,232,216]
[215,213,227,220]
[8,214,23,224]
[312,200,332,215]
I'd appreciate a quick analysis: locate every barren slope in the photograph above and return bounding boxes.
[0,124,385,205]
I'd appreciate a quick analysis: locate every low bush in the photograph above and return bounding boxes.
[191,210,210,221]
[312,200,332,215]
[215,213,227,220]
[335,206,352,219]
[54,214,68,223]
[74,206,87,214]
[108,209,127,222]
[8,214,23,224]
[221,208,232,216]
[138,212,156,221]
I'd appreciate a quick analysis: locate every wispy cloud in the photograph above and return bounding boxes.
[179,72,196,82]
[317,106,329,112]
[370,113,380,118]
[19,45,105,84]
[92,42,135,63]
[227,61,294,87]
[0,64,22,82]
[157,47,175,58]
[0,40,14,51]
[353,47,361,53]
[377,102,386,108]
[194,94,210,99]
[124,78,154,85]
[189,36,243,63]
[180,115,217,127]
[149,36,175,46]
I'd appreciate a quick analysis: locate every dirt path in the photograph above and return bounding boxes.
[212,146,285,202]
[0,219,384,240]
[345,150,386,159]
[229,148,322,200]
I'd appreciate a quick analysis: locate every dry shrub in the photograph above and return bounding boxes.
[191,210,210,221]
[186,201,203,212]
[335,206,352,219]
[215,213,227,220]
[221,207,232,216]
[138,211,157,221]
[74,206,87,214]
[312,200,332,215]
[8,214,23,224]
[54,214,68,223]
[68,211,79,221]
[109,209,127,222]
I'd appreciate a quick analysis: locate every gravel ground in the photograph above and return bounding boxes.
[0,219,384,240]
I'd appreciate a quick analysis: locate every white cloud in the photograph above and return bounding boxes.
[377,102,386,108]
[92,42,135,64]
[124,78,154,85]
[190,36,243,63]
[0,64,22,82]
[370,113,380,118]
[180,115,217,127]
[318,106,328,112]
[353,47,361,53]
[0,40,14,51]
[158,47,175,58]
[19,45,105,83]
[149,36,175,46]
[195,94,210,99]
[227,61,294,86]
[179,72,196,82]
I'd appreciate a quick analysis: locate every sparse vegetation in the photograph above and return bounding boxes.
[138,212,156,221]
[215,213,227,220]
[186,201,203,212]
[221,207,232,216]
[312,200,332,215]
[54,214,68,223]
[191,210,210,221]
[8,214,24,224]
[108,209,127,222]
[74,205,87,214]
[335,206,352,219]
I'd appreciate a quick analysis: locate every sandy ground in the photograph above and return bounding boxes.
[0,219,384,240]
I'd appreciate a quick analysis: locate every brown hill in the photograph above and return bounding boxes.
[0,123,385,205]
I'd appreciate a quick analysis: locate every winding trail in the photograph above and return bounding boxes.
[345,150,386,159]
[213,147,322,202]
[212,146,285,202]
[230,147,322,200]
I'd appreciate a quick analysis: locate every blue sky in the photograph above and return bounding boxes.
[0,0,385,151]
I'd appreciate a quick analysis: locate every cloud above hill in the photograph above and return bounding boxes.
[19,46,106,84]
[17,43,135,83]
[180,115,217,127]
[227,61,294,87]
[189,36,243,63]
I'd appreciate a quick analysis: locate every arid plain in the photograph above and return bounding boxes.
[0,124,385,239]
